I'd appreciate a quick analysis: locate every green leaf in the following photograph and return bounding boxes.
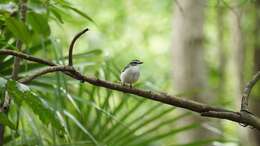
[49,6,64,24]
[63,110,99,145]
[0,77,15,130]
[128,124,199,146]
[27,12,50,37]
[5,17,31,45]
[6,80,64,132]
[119,113,191,146]
[61,4,96,25]
[0,113,16,130]
[101,99,145,140]
[6,80,29,105]
[60,88,81,114]
[108,105,173,145]
[0,77,7,102]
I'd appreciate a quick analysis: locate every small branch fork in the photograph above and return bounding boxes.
[1,28,260,130]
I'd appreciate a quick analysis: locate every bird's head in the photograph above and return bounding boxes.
[129,59,143,66]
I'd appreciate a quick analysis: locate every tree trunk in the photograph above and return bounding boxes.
[217,4,226,97]
[250,0,260,145]
[172,0,215,143]
[172,0,206,98]
[228,2,252,146]
[229,3,245,99]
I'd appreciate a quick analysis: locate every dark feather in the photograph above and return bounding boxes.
[121,64,130,72]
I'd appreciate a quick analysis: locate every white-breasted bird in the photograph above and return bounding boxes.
[120,59,143,87]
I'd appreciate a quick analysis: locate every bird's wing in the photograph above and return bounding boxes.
[121,64,130,72]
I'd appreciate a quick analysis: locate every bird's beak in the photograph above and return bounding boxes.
[139,61,143,64]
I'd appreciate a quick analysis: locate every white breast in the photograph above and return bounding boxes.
[120,65,140,84]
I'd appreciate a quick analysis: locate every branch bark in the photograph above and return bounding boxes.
[19,66,75,84]
[240,71,260,112]
[0,49,56,66]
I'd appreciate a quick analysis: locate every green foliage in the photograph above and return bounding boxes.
[26,12,50,37]
[0,77,7,101]
[0,113,15,130]
[5,17,31,45]
[60,4,96,25]
[1,0,257,145]
[6,80,64,132]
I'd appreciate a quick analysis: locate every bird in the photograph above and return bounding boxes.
[120,59,143,87]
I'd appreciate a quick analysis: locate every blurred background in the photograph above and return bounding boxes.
[0,0,260,145]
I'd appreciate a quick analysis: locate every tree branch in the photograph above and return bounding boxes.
[0,49,80,80]
[19,66,75,84]
[68,28,89,66]
[0,49,56,66]
[1,27,260,130]
[240,71,260,112]
[1,49,260,129]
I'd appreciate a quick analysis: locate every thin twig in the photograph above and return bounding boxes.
[68,28,89,66]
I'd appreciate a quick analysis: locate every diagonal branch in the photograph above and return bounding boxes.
[0,49,78,79]
[1,27,260,130]
[0,49,56,66]
[68,28,89,66]
[240,71,260,112]
[1,49,260,129]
